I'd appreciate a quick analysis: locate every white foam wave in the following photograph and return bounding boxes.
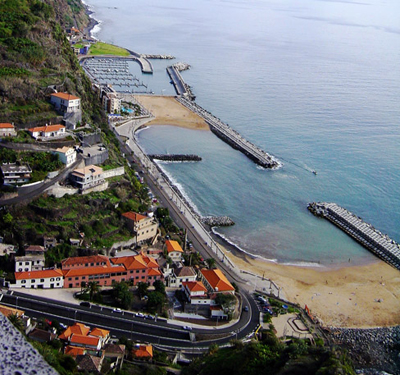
[90,21,102,39]
[280,261,325,268]
[154,162,202,215]
[134,126,149,135]
[211,228,278,263]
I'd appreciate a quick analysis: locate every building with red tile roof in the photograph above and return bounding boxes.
[64,345,86,358]
[70,165,104,192]
[14,269,63,289]
[28,124,65,139]
[199,268,235,294]
[70,334,101,350]
[59,323,90,341]
[132,344,153,359]
[61,255,110,270]
[122,211,158,244]
[165,240,183,262]
[0,123,17,137]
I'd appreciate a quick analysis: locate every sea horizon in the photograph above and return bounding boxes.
[84,0,400,268]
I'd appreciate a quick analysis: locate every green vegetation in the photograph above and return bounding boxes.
[183,336,356,375]
[112,280,133,309]
[89,41,130,56]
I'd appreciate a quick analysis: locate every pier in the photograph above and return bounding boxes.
[308,202,400,270]
[177,97,281,169]
[148,154,202,162]
[166,66,195,100]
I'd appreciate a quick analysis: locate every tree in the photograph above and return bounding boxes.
[137,282,149,299]
[112,281,133,309]
[86,281,100,302]
[147,291,165,314]
[215,293,236,318]
[8,313,24,332]
[205,257,216,269]
[153,280,165,294]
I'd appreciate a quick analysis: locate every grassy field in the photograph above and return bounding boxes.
[89,42,130,56]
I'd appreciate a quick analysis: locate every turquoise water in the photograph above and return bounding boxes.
[86,0,400,266]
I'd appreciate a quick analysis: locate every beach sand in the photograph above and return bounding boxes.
[134,95,209,130]
[224,250,400,328]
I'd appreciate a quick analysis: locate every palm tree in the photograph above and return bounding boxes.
[205,257,216,269]
[86,281,100,302]
[8,313,24,332]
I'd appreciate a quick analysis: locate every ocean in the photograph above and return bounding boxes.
[85,0,400,267]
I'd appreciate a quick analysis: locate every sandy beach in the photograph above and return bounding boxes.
[133,94,400,329]
[225,250,400,328]
[134,95,209,130]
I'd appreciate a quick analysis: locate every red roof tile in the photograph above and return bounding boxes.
[15,268,63,280]
[0,123,14,129]
[200,268,235,292]
[51,92,80,100]
[183,281,207,293]
[132,345,153,358]
[122,212,147,222]
[166,240,183,253]
[61,255,110,268]
[70,334,100,347]
[28,124,65,133]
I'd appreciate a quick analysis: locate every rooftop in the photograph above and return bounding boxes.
[14,268,63,280]
[0,123,14,129]
[28,124,65,133]
[71,164,103,177]
[166,240,183,253]
[200,268,235,292]
[1,163,32,174]
[122,211,148,222]
[51,92,80,101]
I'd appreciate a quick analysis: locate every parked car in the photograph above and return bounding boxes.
[145,314,155,320]
[112,308,122,313]
[135,312,145,318]
[183,325,192,331]
[80,301,91,307]
[243,306,249,312]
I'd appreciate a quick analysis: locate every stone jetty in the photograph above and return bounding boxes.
[177,97,281,169]
[202,216,235,227]
[141,54,175,60]
[308,202,400,270]
[166,65,195,100]
[148,154,202,162]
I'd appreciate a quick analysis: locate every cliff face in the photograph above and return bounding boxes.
[0,0,102,126]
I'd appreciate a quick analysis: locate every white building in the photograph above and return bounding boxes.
[165,240,183,262]
[167,266,197,288]
[15,255,45,272]
[53,146,77,166]
[182,281,211,305]
[14,269,64,289]
[28,124,65,139]
[0,123,17,137]
[70,165,104,191]
[1,163,32,185]
[0,243,15,257]
[50,93,81,113]
[122,212,159,244]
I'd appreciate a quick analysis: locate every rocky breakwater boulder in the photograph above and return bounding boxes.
[202,216,235,227]
[329,326,400,374]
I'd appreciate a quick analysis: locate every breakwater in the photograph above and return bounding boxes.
[308,202,400,270]
[202,216,235,227]
[166,66,195,100]
[148,154,202,162]
[177,97,281,169]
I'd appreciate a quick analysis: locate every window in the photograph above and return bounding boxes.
[56,278,60,281]
[75,277,79,280]
[32,279,35,283]
[25,262,29,265]
[18,268,22,272]
[40,279,44,282]
[68,277,72,281]
[21,280,26,284]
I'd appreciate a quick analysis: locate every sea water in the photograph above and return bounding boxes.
[85,0,400,266]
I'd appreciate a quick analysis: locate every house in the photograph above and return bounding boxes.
[64,346,86,358]
[25,245,46,256]
[43,237,57,249]
[50,92,82,130]
[0,123,17,137]
[132,344,153,359]
[199,268,235,295]
[89,327,110,346]
[70,165,104,192]
[15,255,45,272]
[1,163,32,185]
[28,124,66,139]
[28,328,56,343]
[122,212,158,245]
[182,281,208,302]
[166,266,197,288]
[103,343,125,372]
[53,146,77,166]
[59,322,90,341]
[61,253,161,288]
[14,269,64,289]
[0,243,15,257]
[76,354,103,374]
[165,240,183,262]
[110,253,162,286]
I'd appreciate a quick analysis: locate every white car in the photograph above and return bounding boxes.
[112,308,122,313]
[135,312,145,318]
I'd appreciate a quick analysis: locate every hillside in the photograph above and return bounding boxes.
[0,0,102,126]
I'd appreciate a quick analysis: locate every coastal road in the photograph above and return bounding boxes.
[1,291,260,350]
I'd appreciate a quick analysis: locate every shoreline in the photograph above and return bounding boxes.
[81,3,400,329]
